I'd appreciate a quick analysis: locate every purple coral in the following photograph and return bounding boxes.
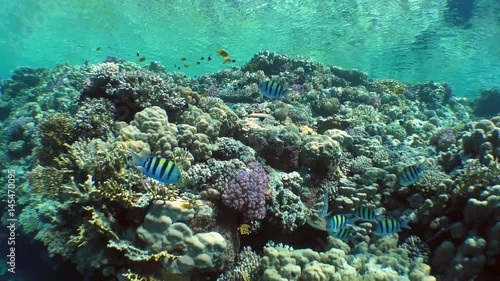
[291,84,304,95]
[222,162,267,220]
[430,127,457,151]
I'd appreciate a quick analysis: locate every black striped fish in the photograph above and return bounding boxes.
[259,81,291,100]
[373,218,411,236]
[331,227,351,241]
[354,206,383,222]
[399,162,426,186]
[130,152,182,184]
[326,214,356,235]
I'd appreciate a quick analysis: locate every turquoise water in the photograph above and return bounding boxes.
[1,1,500,281]
[1,0,499,97]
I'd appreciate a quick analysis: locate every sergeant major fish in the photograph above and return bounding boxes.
[330,227,352,241]
[326,214,356,235]
[130,152,182,184]
[259,81,291,100]
[354,206,383,222]
[399,162,426,186]
[373,218,411,236]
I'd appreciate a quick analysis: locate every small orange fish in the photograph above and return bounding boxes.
[216,49,229,57]
[248,63,257,68]
[138,57,146,62]
[180,203,193,209]
[394,87,404,94]
[180,57,187,61]
[183,63,189,68]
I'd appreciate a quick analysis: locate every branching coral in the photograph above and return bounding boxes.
[222,162,267,221]
[34,112,77,165]
[81,62,186,122]
[453,159,500,198]
[217,246,262,281]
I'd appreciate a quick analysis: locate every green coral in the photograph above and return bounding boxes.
[311,97,341,117]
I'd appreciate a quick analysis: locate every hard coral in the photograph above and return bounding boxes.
[222,162,267,221]
[430,127,457,152]
[81,62,186,122]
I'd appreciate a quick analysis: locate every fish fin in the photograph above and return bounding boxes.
[400,218,412,230]
[347,216,359,224]
[418,162,427,171]
[129,151,144,167]
[321,211,333,218]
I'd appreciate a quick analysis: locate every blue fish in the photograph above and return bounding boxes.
[400,162,426,186]
[373,218,411,236]
[320,191,331,218]
[326,214,356,235]
[259,81,290,100]
[130,152,182,184]
[354,206,383,222]
[331,227,352,241]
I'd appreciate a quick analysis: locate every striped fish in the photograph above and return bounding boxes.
[259,81,290,100]
[130,152,182,184]
[326,214,356,235]
[399,162,426,186]
[373,218,411,236]
[331,227,351,241]
[354,206,382,222]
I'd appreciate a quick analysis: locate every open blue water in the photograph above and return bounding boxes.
[0,0,498,98]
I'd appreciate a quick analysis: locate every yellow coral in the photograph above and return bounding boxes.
[238,224,252,235]
[299,125,317,135]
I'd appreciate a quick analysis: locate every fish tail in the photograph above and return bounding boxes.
[129,151,144,167]
[400,218,412,230]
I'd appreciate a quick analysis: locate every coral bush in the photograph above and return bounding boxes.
[222,162,268,221]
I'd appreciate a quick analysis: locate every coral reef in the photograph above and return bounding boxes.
[5,51,497,281]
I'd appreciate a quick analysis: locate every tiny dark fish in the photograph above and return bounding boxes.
[208,56,212,61]
[96,47,101,51]
[180,57,187,61]
[197,61,200,65]
[174,64,177,67]
[232,59,236,63]
[201,56,204,60]
[137,51,140,57]
[178,67,181,70]
[138,57,146,62]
